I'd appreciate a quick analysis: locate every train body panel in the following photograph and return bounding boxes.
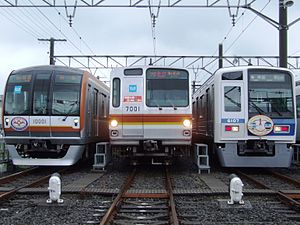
[2,65,109,166]
[109,66,192,158]
[295,84,300,142]
[193,66,296,167]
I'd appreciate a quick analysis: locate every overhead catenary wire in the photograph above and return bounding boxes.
[53,7,95,55]
[148,0,161,57]
[27,0,86,56]
[196,0,271,83]
[52,8,109,78]
[18,7,54,38]
[0,8,41,39]
[224,0,271,54]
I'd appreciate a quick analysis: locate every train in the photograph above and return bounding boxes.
[192,66,296,167]
[109,66,192,164]
[0,95,2,130]
[295,82,300,143]
[2,65,109,166]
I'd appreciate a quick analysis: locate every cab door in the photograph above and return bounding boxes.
[30,72,52,137]
[122,77,144,136]
[221,82,246,139]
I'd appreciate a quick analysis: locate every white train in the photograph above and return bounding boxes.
[295,82,300,143]
[193,66,296,167]
[2,65,109,166]
[109,66,192,163]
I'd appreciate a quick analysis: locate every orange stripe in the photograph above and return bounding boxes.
[80,72,88,131]
[34,127,77,132]
[5,127,77,132]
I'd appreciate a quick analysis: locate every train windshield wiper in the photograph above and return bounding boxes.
[250,101,265,115]
[153,100,162,110]
[166,99,177,110]
[270,104,283,116]
[62,101,78,121]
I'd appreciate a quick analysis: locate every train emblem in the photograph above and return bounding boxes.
[247,115,273,136]
[11,117,29,131]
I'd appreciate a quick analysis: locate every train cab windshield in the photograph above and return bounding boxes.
[248,70,294,118]
[4,71,82,116]
[52,74,81,116]
[146,68,189,107]
[4,74,32,115]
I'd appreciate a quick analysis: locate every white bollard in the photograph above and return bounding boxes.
[228,174,244,205]
[47,173,63,204]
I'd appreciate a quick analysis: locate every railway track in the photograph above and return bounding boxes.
[99,166,178,225]
[0,167,66,201]
[0,161,300,224]
[0,165,86,202]
[236,169,300,213]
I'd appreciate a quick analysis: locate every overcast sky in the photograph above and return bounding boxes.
[0,0,299,94]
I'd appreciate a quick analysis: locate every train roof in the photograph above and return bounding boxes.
[111,65,189,73]
[11,65,85,75]
[193,65,295,99]
[215,65,293,74]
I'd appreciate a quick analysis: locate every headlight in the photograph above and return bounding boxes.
[5,118,10,123]
[183,119,191,128]
[110,119,118,128]
[73,118,79,124]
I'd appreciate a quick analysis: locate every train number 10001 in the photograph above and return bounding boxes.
[125,106,140,112]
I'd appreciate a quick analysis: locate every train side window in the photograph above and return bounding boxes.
[224,86,241,112]
[93,88,98,116]
[296,95,300,118]
[199,96,203,118]
[222,72,243,80]
[100,93,107,118]
[112,78,120,107]
[206,89,210,120]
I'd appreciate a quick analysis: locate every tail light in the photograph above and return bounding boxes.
[274,125,290,133]
[225,125,239,132]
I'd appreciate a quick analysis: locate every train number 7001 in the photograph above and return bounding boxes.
[125,106,140,112]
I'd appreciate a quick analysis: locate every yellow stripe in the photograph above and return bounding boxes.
[122,122,182,125]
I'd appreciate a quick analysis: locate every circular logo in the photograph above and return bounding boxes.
[11,117,29,131]
[247,115,273,136]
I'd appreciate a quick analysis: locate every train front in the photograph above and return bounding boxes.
[216,67,296,167]
[2,66,85,166]
[109,66,192,162]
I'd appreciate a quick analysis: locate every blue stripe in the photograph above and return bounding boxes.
[221,118,296,136]
[221,118,245,123]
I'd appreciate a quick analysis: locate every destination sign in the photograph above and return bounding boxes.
[55,74,82,84]
[8,74,32,83]
[147,69,188,79]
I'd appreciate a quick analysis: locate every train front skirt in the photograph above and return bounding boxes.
[217,143,293,167]
[6,145,85,166]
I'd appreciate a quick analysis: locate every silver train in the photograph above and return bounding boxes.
[193,66,296,167]
[295,82,300,143]
[2,65,109,166]
[109,66,192,163]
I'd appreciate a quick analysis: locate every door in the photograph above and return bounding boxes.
[30,72,51,137]
[221,82,245,138]
[122,77,144,136]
